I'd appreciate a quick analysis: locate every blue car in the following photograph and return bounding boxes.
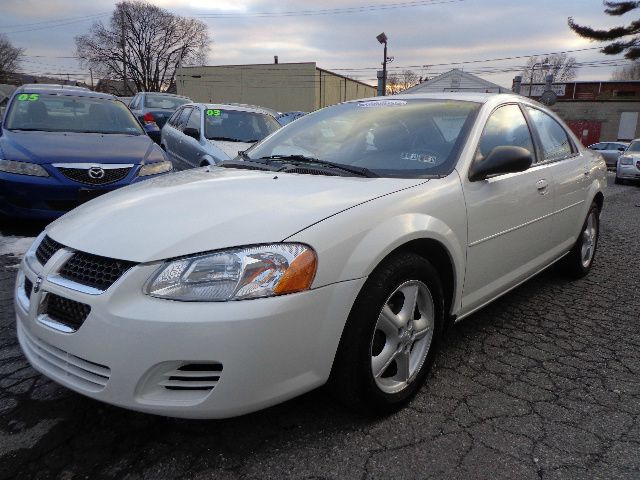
[0,84,173,220]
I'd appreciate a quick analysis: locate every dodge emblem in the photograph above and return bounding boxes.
[33,276,42,293]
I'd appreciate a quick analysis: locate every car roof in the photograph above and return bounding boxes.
[193,103,278,117]
[15,84,117,100]
[344,92,535,107]
[140,92,191,100]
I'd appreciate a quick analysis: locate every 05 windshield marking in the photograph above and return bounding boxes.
[245,99,480,178]
[5,94,144,135]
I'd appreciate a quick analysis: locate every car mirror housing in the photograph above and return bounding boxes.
[468,146,533,182]
[183,127,200,140]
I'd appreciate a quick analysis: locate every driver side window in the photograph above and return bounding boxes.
[477,104,535,162]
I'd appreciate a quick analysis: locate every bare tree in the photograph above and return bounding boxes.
[386,69,419,94]
[75,1,209,93]
[0,34,23,80]
[569,1,640,59]
[522,54,578,84]
[611,62,640,79]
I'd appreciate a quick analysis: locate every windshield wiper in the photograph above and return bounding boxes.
[207,136,244,142]
[255,155,378,178]
[218,159,279,172]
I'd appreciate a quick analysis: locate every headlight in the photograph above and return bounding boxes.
[138,160,172,177]
[0,159,49,177]
[145,243,317,301]
[620,156,633,165]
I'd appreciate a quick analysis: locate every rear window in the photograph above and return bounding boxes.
[5,93,143,135]
[144,95,190,110]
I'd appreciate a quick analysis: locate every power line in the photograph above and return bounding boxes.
[0,12,109,29]
[1,13,109,34]
[193,0,465,18]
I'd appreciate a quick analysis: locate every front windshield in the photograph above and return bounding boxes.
[627,141,640,152]
[247,99,480,177]
[5,93,144,134]
[205,109,281,143]
[145,94,190,109]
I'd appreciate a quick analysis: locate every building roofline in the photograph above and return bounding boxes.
[315,66,376,89]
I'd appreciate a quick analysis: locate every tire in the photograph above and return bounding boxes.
[328,252,444,414]
[560,202,600,278]
[614,176,623,185]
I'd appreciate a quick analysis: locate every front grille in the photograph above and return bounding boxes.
[57,167,131,185]
[18,323,110,392]
[160,363,223,391]
[24,278,33,300]
[35,235,63,265]
[60,252,135,291]
[44,293,91,331]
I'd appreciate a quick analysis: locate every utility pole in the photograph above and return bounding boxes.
[121,5,128,95]
[89,68,94,91]
[376,33,388,96]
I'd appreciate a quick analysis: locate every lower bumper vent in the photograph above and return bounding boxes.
[160,363,223,392]
[18,323,110,392]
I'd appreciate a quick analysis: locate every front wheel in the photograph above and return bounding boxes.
[560,202,600,278]
[328,253,444,414]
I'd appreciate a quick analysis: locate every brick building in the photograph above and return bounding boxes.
[518,80,640,145]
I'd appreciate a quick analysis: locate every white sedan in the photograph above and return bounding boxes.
[15,93,606,419]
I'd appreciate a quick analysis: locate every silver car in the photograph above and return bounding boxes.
[161,103,281,169]
[588,141,629,169]
[615,139,640,184]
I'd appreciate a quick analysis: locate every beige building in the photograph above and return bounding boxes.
[176,62,376,112]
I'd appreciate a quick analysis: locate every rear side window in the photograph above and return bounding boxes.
[525,107,573,161]
[168,108,182,127]
[176,107,192,130]
[476,104,535,161]
[186,108,201,131]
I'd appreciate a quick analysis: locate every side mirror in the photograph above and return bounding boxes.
[469,146,533,182]
[183,127,200,140]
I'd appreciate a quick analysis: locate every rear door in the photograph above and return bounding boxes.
[524,106,589,251]
[180,107,204,168]
[462,103,556,313]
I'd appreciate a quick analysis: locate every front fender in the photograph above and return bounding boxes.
[286,175,467,315]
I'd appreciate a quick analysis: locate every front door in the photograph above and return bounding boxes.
[462,103,556,314]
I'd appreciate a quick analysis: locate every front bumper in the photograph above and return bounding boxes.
[15,244,364,418]
[616,164,640,181]
[0,167,165,220]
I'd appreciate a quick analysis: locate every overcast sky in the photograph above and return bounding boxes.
[0,0,633,88]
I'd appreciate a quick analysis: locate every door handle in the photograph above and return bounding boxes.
[536,179,548,194]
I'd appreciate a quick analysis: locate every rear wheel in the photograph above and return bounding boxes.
[328,253,444,414]
[560,202,600,278]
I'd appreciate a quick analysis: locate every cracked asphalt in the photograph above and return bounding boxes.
[1,175,639,479]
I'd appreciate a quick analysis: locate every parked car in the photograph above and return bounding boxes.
[118,96,133,106]
[161,103,281,169]
[16,93,605,419]
[615,138,640,184]
[588,141,628,169]
[0,84,173,219]
[129,92,192,144]
[276,111,307,126]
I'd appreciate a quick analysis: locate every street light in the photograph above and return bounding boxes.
[377,32,388,96]
[528,59,551,97]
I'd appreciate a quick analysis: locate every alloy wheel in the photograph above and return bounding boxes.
[370,280,435,394]
[581,210,598,268]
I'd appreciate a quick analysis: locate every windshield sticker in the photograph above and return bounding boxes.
[357,100,407,108]
[17,93,40,102]
[206,109,221,117]
[401,152,437,164]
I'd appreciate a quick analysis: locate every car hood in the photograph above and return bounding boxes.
[206,140,254,160]
[0,130,156,165]
[47,167,425,262]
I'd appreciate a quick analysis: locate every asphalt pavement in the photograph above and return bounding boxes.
[1,175,639,479]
